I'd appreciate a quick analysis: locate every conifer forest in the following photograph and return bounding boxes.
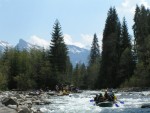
[0,5,150,90]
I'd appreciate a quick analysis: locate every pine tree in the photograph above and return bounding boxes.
[97,7,121,88]
[87,33,100,89]
[129,5,150,87]
[72,63,80,87]
[89,33,100,65]
[120,17,131,53]
[133,5,149,64]
[117,18,135,86]
[49,20,68,74]
[48,20,70,87]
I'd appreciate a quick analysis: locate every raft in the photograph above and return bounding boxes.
[57,91,70,96]
[97,101,113,107]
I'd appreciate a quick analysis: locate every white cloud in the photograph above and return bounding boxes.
[81,34,93,47]
[64,34,85,48]
[117,0,135,15]
[117,0,150,15]
[64,33,103,50]
[116,0,150,37]
[28,34,103,50]
[140,0,150,8]
[28,35,49,49]
[64,34,94,49]
[122,0,129,7]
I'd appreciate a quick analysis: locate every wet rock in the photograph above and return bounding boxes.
[141,104,150,108]
[0,107,17,113]
[7,105,17,110]
[0,91,52,113]
[42,99,51,105]
[28,92,39,96]
[33,99,51,105]
[47,92,56,96]
[32,100,41,105]
[36,108,43,113]
[18,107,31,113]
[14,94,22,99]
[2,97,18,106]
[140,93,145,96]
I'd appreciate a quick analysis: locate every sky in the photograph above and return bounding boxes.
[0,0,150,49]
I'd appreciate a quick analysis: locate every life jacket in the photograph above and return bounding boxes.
[108,92,115,101]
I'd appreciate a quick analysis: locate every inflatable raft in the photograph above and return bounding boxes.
[97,101,113,107]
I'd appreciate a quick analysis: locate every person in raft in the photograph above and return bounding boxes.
[104,89,117,102]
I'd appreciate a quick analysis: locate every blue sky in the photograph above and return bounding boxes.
[0,0,150,49]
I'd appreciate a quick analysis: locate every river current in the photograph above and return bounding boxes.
[34,90,150,113]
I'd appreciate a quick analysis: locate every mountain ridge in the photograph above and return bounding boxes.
[0,39,90,66]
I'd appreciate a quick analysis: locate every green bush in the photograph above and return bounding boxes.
[14,74,36,90]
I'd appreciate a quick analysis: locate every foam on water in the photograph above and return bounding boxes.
[37,91,150,113]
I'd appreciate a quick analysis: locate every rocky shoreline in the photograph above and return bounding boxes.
[1,88,150,113]
[0,90,54,113]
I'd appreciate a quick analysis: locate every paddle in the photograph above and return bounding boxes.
[114,100,124,107]
[90,99,94,102]
[119,100,124,104]
[114,101,119,107]
[115,103,119,107]
[89,99,96,106]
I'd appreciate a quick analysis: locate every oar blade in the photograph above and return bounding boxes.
[115,103,119,107]
[90,100,94,102]
[119,101,124,104]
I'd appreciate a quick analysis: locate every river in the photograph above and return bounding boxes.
[33,90,150,113]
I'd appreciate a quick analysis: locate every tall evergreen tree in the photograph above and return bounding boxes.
[89,33,100,65]
[133,5,149,64]
[48,20,70,87]
[72,63,80,87]
[97,7,121,88]
[120,17,131,52]
[87,33,100,89]
[131,5,150,87]
[49,20,68,74]
[117,18,135,86]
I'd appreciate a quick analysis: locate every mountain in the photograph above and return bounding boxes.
[0,40,12,53]
[16,39,90,66]
[15,39,42,51]
[68,45,90,66]
[0,39,90,66]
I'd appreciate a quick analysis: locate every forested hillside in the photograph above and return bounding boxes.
[0,5,150,90]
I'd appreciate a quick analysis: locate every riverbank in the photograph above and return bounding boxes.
[1,88,150,113]
[116,87,150,92]
[0,90,53,113]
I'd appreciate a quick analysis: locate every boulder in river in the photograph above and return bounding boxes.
[2,97,18,106]
[141,104,150,108]
[0,106,17,113]
[18,107,31,113]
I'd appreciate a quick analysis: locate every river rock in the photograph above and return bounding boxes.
[141,104,150,108]
[18,107,31,113]
[28,92,39,96]
[47,92,56,96]
[0,106,17,113]
[2,97,18,106]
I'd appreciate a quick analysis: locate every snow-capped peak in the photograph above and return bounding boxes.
[68,45,88,54]
[15,39,41,51]
[67,45,90,66]
[0,40,11,47]
[0,40,12,52]
[0,39,90,66]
